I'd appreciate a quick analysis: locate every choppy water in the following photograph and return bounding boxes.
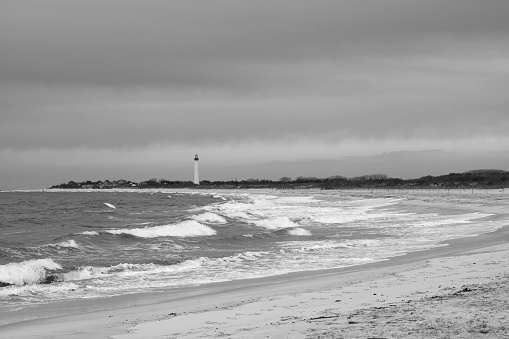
[0,189,506,319]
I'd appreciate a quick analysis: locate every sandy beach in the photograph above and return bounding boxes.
[1,193,508,339]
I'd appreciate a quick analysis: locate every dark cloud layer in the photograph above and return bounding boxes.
[2,1,508,88]
[2,109,509,151]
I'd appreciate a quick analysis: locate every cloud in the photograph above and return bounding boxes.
[1,1,509,189]
[2,50,509,151]
[2,0,508,89]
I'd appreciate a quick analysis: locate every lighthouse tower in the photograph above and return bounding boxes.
[193,154,199,185]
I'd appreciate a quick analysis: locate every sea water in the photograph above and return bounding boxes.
[0,189,506,323]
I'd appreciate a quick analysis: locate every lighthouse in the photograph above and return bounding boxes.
[193,154,199,185]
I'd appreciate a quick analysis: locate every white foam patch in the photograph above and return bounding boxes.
[80,231,99,236]
[279,241,349,254]
[192,212,226,224]
[47,264,157,283]
[202,200,261,220]
[288,228,312,236]
[178,251,269,269]
[202,193,406,231]
[253,217,297,230]
[48,240,80,249]
[54,252,269,284]
[105,220,216,238]
[60,267,97,281]
[0,281,80,298]
[0,259,62,285]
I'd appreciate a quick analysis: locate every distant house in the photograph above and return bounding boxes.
[113,179,127,186]
[99,180,114,189]
[81,180,113,189]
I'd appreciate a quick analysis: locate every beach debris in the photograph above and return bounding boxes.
[309,314,340,321]
[453,285,473,295]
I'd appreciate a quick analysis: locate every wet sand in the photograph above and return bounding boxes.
[1,193,508,338]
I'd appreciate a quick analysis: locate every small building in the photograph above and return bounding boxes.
[99,180,114,189]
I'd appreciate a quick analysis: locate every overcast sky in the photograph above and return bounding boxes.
[1,1,509,189]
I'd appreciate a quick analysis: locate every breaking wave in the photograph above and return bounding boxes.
[5,252,271,286]
[252,217,297,230]
[47,240,80,249]
[105,220,216,238]
[0,259,62,286]
[177,251,269,269]
[192,212,227,224]
[80,231,99,236]
[288,228,312,236]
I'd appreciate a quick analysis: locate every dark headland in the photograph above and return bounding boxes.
[50,169,509,190]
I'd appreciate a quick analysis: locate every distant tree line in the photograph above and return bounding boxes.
[50,169,509,190]
[405,169,508,188]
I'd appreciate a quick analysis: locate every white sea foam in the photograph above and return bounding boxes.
[48,240,80,249]
[203,199,261,220]
[105,220,216,238]
[279,241,348,254]
[192,212,227,224]
[60,267,97,281]
[50,263,165,283]
[52,252,270,285]
[39,264,157,284]
[80,231,99,236]
[177,251,269,269]
[0,281,80,299]
[287,228,312,236]
[204,193,405,231]
[0,259,62,285]
[252,217,297,229]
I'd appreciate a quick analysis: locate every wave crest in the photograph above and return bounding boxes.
[253,217,297,230]
[105,220,216,238]
[287,228,312,236]
[0,259,62,286]
[48,240,80,249]
[192,212,226,224]
[80,231,99,236]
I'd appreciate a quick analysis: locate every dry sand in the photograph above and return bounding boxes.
[1,194,509,339]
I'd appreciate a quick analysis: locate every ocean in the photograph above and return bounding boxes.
[0,189,507,325]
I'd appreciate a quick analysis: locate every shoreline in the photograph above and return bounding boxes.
[2,225,508,338]
[1,193,509,338]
